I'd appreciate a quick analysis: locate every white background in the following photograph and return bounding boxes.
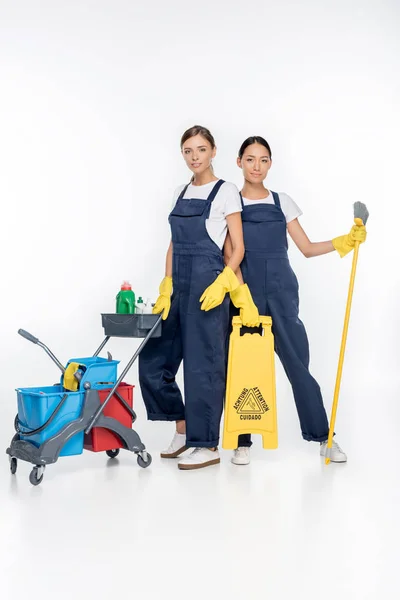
[0,1,399,599]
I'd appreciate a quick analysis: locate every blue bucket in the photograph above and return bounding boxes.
[63,356,119,389]
[16,385,85,456]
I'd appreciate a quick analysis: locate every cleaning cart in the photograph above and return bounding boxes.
[6,313,162,486]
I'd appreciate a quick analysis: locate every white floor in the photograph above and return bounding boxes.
[1,400,398,600]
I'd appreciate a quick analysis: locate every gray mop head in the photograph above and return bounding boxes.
[353,201,369,225]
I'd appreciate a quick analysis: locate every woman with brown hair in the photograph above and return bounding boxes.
[138,125,258,470]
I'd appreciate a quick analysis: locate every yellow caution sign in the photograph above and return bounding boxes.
[222,316,277,450]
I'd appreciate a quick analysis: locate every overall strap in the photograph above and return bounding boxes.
[239,192,245,210]
[206,179,225,203]
[177,183,190,201]
[271,191,281,209]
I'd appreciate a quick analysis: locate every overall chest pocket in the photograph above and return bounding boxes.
[242,206,285,223]
[170,199,207,218]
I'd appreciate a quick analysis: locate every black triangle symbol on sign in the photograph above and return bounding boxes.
[238,389,264,414]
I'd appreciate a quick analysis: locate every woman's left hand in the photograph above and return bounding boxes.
[200,266,240,311]
[332,219,367,258]
[230,284,260,327]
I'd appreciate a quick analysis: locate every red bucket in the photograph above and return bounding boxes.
[84,383,134,452]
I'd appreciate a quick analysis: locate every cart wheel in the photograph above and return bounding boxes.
[10,457,17,475]
[29,467,44,486]
[137,452,152,469]
[106,449,120,459]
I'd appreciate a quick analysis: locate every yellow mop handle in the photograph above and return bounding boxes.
[325,232,361,465]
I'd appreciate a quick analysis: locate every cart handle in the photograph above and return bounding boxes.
[18,329,39,344]
[18,329,66,373]
[85,315,162,434]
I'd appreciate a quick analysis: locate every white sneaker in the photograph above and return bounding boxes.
[231,447,251,465]
[178,447,220,470]
[320,440,347,463]
[160,432,187,458]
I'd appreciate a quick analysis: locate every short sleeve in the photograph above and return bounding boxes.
[279,192,303,223]
[171,184,186,211]
[222,182,242,217]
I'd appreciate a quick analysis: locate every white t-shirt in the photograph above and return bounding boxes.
[171,180,242,250]
[242,191,302,224]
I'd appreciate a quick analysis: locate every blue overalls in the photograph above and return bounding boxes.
[236,191,329,447]
[138,180,230,448]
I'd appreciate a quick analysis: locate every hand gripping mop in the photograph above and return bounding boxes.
[325,202,369,464]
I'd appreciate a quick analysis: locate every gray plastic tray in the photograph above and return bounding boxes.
[101,314,162,338]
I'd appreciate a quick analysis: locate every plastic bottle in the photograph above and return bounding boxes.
[143,298,153,314]
[136,296,144,314]
[116,281,136,314]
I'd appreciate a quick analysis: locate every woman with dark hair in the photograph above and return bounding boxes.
[138,126,258,471]
[225,136,367,466]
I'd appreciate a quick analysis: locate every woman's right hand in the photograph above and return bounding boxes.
[152,276,173,320]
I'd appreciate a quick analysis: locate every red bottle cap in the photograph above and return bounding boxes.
[121,281,132,290]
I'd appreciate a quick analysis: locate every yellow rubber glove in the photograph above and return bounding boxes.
[152,276,173,320]
[230,284,260,327]
[200,266,240,312]
[332,218,367,258]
